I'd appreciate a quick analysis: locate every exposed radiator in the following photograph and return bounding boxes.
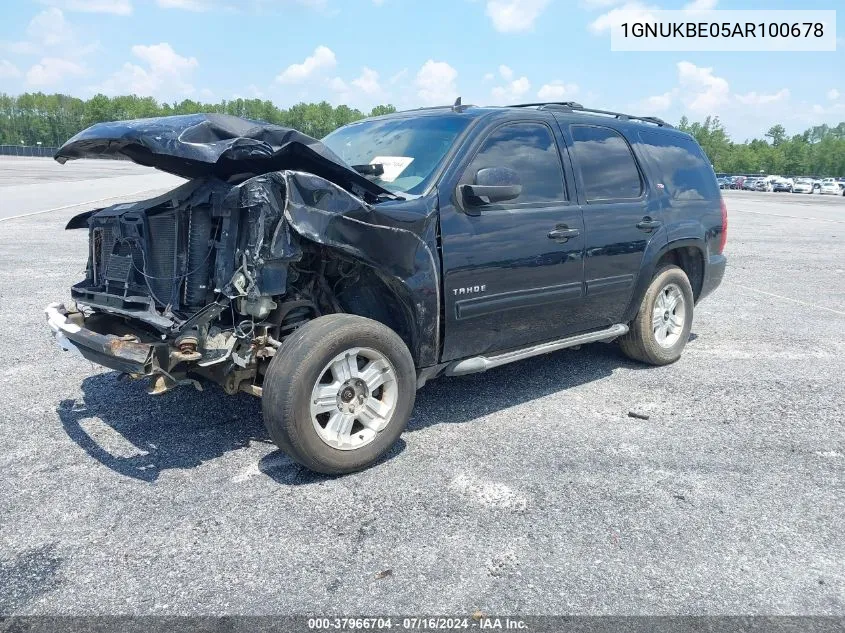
[146,212,179,307]
[88,206,217,311]
[92,225,117,286]
[184,207,213,306]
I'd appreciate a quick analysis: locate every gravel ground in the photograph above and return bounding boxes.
[0,161,842,616]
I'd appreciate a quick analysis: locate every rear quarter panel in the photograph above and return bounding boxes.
[621,128,725,320]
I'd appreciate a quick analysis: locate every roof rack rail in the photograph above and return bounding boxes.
[397,98,473,114]
[510,101,584,110]
[508,102,673,128]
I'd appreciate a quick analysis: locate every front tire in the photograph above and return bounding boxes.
[619,265,694,366]
[262,314,416,475]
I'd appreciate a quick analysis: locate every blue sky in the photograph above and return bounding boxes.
[0,0,843,139]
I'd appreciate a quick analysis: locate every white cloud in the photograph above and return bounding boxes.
[642,91,673,112]
[27,8,76,48]
[0,60,21,79]
[488,65,533,103]
[156,0,330,10]
[276,45,336,84]
[292,0,330,8]
[328,76,348,92]
[827,88,840,101]
[351,67,382,95]
[735,89,790,106]
[486,0,551,33]
[326,68,385,107]
[94,42,198,99]
[642,62,784,116]
[0,41,37,55]
[0,8,97,89]
[156,0,208,9]
[537,80,579,100]
[415,59,458,105]
[389,68,408,84]
[37,0,132,15]
[676,60,730,113]
[588,0,717,34]
[632,60,803,137]
[492,76,531,103]
[132,42,198,74]
[684,0,717,10]
[483,72,494,82]
[26,57,86,86]
[5,8,98,58]
[232,84,266,100]
[589,1,658,34]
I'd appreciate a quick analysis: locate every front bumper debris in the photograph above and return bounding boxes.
[45,303,160,375]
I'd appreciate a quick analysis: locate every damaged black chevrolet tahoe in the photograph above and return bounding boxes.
[46,102,727,474]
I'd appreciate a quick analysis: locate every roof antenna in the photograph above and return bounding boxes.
[452,96,463,112]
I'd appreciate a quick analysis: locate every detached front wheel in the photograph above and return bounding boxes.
[262,314,416,475]
[619,264,694,366]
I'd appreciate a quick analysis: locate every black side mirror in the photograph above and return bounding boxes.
[460,167,522,206]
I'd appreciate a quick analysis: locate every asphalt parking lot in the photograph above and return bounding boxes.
[0,159,843,616]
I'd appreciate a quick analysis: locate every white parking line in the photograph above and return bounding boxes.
[729,208,845,223]
[0,188,160,223]
[730,283,845,316]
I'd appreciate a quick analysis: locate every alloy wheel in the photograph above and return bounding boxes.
[651,283,686,348]
[309,347,398,450]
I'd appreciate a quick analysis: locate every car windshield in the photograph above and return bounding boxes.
[322,114,471,195]
[795,178,812,183]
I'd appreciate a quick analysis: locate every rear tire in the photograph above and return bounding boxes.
[262,314,416,475]
[619,265,694,366]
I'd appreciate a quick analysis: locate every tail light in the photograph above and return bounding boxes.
[718,197,728,254]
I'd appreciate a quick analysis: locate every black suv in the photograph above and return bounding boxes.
[46,102,727,474]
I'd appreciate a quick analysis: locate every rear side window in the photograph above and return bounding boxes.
[464,122,566,204]
[636,130,720,201]
[571,125,643,201]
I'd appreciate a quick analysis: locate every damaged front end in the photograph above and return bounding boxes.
[46,114,441,396]
[48,173,301,395]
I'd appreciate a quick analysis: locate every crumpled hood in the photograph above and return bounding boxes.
[54,113,396,202]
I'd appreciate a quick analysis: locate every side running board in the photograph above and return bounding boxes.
[446,324,628,376]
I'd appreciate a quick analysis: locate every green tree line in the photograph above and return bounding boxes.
[2,92,845,177]
[0,92,397,147]
[678,115,845,177]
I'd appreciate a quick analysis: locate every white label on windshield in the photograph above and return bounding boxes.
[371,156,413,182]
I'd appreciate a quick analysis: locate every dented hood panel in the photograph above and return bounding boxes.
[54,113,396,202]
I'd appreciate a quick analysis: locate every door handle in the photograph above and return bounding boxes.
[636,217,662,232]
[548,225,580,242]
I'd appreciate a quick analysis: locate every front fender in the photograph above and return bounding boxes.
[281,171,440,367]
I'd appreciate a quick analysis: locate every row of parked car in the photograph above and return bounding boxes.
[717,175,845,195]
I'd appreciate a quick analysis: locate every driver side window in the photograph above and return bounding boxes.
[464,122,567,204]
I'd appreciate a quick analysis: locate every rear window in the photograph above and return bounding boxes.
[636,130,719,201]
[571,125,643,201]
